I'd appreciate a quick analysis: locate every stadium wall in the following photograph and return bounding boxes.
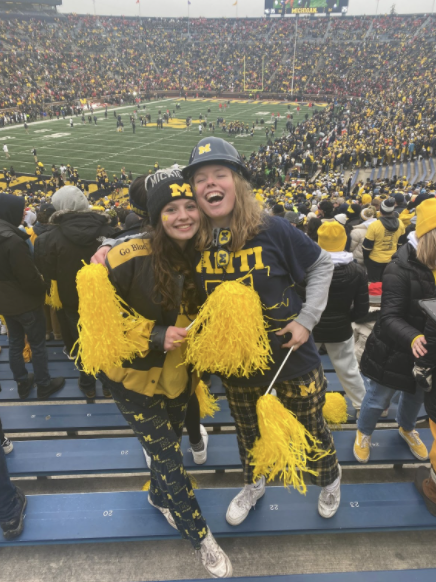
[58,0,436,18]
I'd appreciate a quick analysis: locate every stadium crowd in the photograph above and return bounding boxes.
[1,13,436,118]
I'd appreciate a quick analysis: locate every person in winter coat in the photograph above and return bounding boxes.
[350,206,377,266]
[345,203,362,233]
[413,297,436,516]
[93,171,211,467]
[0,425,27,540]
[26,203,62,342]
[0,193,64,399]
[313,222,368,413]
[362,197,405,282]
[353,282,382,365]
[34,186,118,398]
[353,199,436,464]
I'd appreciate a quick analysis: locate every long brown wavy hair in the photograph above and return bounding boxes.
[417,229,436,270]
[149,220,200,314]
[194,171,266,252]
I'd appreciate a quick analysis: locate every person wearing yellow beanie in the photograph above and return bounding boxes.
[416,198,436,239]
[313,221,368,415]
[361,194,372,206]
[317,222,347,253]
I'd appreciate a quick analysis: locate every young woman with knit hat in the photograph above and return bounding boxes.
[182,137,341,523]
[99,174,211,467]
[92,171,233,578]
[354,199,436,465]
[313,221,369,415]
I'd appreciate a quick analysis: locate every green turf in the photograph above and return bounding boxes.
[0,99,324,182]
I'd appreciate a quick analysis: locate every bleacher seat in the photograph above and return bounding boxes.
[0,398,428,433]
[147,572,436,582]
[1,482,435,547]
[5,429,434,478]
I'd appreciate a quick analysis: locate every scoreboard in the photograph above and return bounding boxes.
[265,0,349,16]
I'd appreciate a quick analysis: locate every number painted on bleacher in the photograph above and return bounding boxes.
[121,450,129,455]
[269,505,279,510]
[103,510,113,517]
[56,453,62,457]
[350,502,359,508]
[31,415,36,418]
[371,442,380,447]
[87,413,92,417]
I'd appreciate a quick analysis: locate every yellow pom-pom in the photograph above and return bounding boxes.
[195,380,220,418]
[249,393,332,494]
[184,280,272,378]
[323,392,348,427]
[23,338,32,363]
[75,263,154,376]
[45,280,62,310]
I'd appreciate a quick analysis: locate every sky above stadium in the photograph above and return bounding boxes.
[58,0,436,18]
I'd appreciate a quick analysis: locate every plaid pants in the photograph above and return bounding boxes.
[223,365,339,487]
[111,386,208,549]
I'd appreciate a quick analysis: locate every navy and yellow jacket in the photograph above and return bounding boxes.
[104,235,199,399]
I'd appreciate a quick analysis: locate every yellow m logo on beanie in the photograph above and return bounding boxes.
[170,183,193,197]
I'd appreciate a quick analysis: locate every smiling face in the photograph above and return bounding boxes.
[192,164,236,228]
[160,198,200,248]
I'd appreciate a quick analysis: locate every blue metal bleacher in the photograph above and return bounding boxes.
[421,159,427,182]
[406,160,411,182]
[350,169,359,190]
[429,158,436,182]
[412,160,419,185]
[0,345,67,362]
[5,429,433,478]
[0,378,108,401]
[151,572,436,582]
[1,482,435,547]
[0,335,62,347]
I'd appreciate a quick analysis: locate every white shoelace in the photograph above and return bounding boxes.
[236,487,255,511]
[406,430,422,445]
[200,534,219,566]
[360,434,371,448]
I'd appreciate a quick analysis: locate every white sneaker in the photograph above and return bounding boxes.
[226,476,265,526]
[198,528,233,578]
[0,324,7,335]
[318,465,342,519]
[143,447,151,468]
[1,437,13,454]
[148,495,177,529]
[191,425,209,465]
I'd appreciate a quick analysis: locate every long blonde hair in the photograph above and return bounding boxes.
[194,171,266,252]
[417,229,436,270]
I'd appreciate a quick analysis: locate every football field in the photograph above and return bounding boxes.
[0,98,326,183]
